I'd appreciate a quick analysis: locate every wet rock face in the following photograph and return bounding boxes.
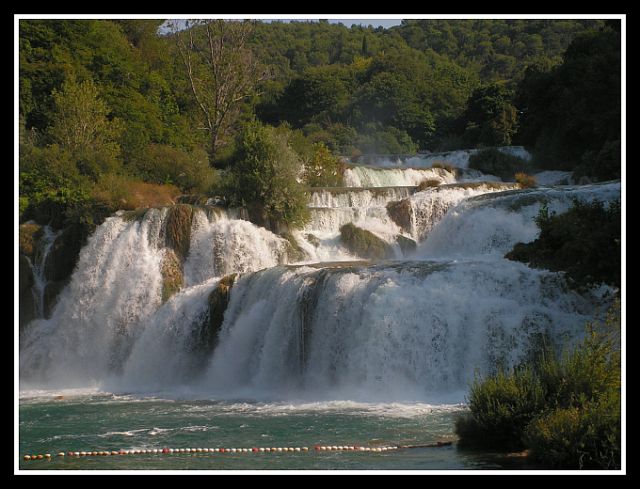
[160,249,184,303]
[339,223,394,261]
[19,223,43,259]
[386,199,413,235]
[44,223,90,283]
[202,274,237,352]
[396,235,417,256]
[19,255,36,330]
[164,204,194,261]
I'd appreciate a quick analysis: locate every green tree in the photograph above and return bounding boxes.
[48,77,123,179]
[225,122,309,228]
[461,83,517,146]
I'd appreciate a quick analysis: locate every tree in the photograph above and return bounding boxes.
[225,122,308,228]
[461,83,517,146]
[48,77,123,177]
[172,19,268,162]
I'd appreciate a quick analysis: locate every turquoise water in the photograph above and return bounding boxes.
[18,391,523,471]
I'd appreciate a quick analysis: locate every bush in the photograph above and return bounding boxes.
[456,367,546,451]
[301,143,346,187]
[129,143,216,193]
[225,122,309,228]
[456,302,621,468]
[525,395,620,469]
[515,172,537,188]
[92,173,180,211]
[506,199,621,289]
[468,148,528,180]
[417,178,442,191]
[339,223,393,260]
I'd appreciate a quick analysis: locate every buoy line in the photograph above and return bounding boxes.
[21,442,452,462]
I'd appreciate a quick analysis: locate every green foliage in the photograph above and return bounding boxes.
[456,302,621,468]
[456,366,546,450]
[224,122,309,228]
[128,143,215,193]
[506,199,621,289]
[468,148,529,180]
[515,24,620,178]
[460,83,518,147]
[339,223,393,260]
[301,143,346,187]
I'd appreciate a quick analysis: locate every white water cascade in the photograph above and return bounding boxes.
[19,155,620,401]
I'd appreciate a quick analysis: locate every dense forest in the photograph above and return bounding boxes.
[19,18,621,232]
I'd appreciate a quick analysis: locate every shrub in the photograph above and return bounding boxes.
[469,148,528,180]
[92,174,180,211]
[456,302,621,468]
[302,143,346,187]
[339,223,393,260]
[225,122,309,228]
[525,395,620,469]
[456,367,546,451]
[417,178,442,191]
[515,172,537,188]
[506,200,621,289]
[129,143,216,193]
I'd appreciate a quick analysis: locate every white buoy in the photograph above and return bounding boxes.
[23,455,31,461]
[295,447,301,452]
[57,452,65,457]
[259,448,265,452]
[213,448,220,452]
[302,447,309,451]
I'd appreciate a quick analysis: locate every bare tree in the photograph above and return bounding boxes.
[172,19,267,163]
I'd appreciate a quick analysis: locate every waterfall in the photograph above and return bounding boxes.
[29,226,60,318]
[19,158,620,401]
[344,167,457,187]
[184,208,291,285]
[202,261,602,402]
[417,182,621,258]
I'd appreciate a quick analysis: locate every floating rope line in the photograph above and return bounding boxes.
[22,442,452,462]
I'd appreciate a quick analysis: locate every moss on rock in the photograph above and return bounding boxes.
[396,234,417,255]
[19,223,43,258]
[386,199,413,235]
[339,223,393,260]
[165,204,194,261]
[121,208,149,222]
[160,249,183,303]
[202,274,237,352]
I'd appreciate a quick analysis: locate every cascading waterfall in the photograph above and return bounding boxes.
[184,208,291,285]
[202,261,601,402]
[344,167,457,187]
[19,209,168,386]
[19,154,620,402]
[417,182,621,258]
[28,225,61,318]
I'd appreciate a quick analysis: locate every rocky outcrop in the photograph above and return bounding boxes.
[386,199,413,235]
[43,280,67,318]
[164,204,194,261]
[339,223,394,260]
[44,222,90,283]
[19,255,36,330]
[160,249,184,303]
[396,235,417,256]
[19,223,43,259]
[201,274,237,352]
